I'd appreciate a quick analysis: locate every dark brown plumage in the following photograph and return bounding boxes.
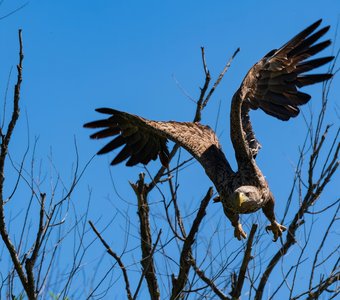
[239,19,332,121]
[84,20,333,241]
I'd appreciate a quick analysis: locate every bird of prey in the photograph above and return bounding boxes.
[84,20,333,241]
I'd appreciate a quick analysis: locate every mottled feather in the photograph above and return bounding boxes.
[84,108,234,184]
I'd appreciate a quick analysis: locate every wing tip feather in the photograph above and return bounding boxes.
[95,107,118,114]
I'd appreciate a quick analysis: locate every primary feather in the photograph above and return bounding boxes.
[239,19,333,121]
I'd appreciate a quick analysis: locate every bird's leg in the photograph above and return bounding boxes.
[234,222,247,240]
[262,195,286,241]
[222,206,247,240]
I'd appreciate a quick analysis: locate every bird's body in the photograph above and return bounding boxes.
[84,20,333,240]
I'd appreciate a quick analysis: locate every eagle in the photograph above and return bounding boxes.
[84,20,333,241]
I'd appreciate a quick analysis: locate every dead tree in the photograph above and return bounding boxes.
[1,28,338,300]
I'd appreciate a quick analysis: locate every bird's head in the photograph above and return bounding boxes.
[229,186,261,211]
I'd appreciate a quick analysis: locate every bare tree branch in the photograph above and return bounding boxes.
[291,271,340,300]
[170,187,213,300]
[230,224,257,299]
[133,229,162,300]
[202,47,240,109]
[193,47,211,122]
[130,173,160,300]
[194,47,240,122]
[0,29,31,298]
[88,220,133,300]
[309,203,340,291]
[24,192,46,299]
[191,259,230,300]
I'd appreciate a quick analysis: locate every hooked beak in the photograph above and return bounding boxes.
[236,192,247,207]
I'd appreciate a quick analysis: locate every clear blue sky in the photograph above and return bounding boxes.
[1,1,339,298]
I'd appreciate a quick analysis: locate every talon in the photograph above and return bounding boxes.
[234,223,247,240]
[266,221,286,242]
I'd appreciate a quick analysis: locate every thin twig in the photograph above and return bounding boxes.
[309,203,340,291]
[88,220,133,300]
[191,259,230,300]
[202,47,240,108]
[0,2,28,21]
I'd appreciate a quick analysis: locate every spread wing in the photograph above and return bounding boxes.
[231,19,334,166]
[84,108,170,167]
[84,108,234,183]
